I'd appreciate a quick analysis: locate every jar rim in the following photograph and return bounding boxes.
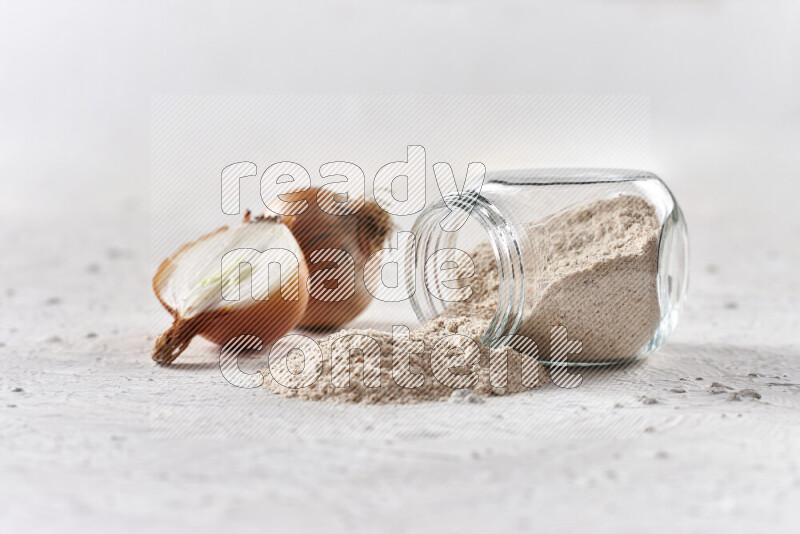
[408,192,526,347]
[484,167,657,185]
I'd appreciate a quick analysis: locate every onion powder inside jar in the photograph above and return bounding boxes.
[408,168,688,365]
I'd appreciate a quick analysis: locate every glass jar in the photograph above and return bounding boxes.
[409,168,688,365]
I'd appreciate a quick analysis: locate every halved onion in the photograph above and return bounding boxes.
[152,213,309,365]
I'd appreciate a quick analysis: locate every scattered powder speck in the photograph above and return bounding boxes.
[449,388,484,404]
[727,389,761,402]
[708,382,734,394]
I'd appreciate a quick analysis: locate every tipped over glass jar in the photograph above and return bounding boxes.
[409,169,688,366]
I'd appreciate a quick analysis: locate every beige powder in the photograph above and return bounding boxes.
[263,316,544,404]
[448,194,662,363]
[518,194,661,362]
[263,194,660,403]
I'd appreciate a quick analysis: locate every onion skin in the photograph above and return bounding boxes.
[152,217,309,365]
[273,187,392,330]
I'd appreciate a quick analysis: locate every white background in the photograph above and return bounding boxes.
[2,0,798,291]
[1,2,799,533]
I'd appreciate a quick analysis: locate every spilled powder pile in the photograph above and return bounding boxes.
[263,194,660,403]
[263,317,544,404]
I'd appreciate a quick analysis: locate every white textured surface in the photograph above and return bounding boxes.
[2,2,800,533]
[2,168,799,534]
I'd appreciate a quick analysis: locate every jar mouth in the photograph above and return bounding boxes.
[407,192,526,347]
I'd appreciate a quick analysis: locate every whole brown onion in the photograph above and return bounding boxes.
[273,187,393,330]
